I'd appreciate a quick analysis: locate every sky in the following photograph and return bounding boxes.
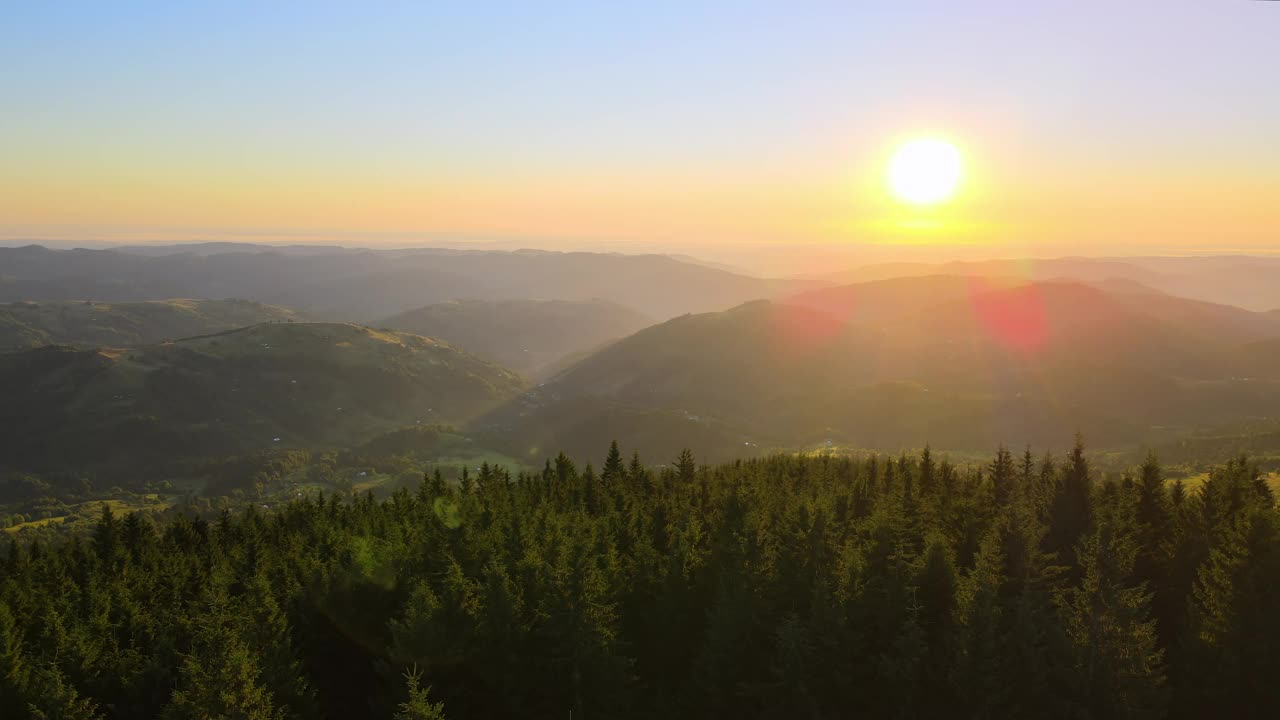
[2,1,1277,271]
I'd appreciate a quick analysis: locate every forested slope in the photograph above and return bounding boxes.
[0,298,301,352]
[489,290,1280,460]
[0,323,523,477]
[2,438,1276,718]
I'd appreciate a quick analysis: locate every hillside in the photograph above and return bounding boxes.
[786,275,1029,327]
[481,301,885,459]
[790,274,1280,347]
[488,283,1280,459]
[814,256,1280,311]
[0,244,799,321]
[1233,337,1280,381]
[533,301,875,410]
[0,322,524,476]
[379,298,652,377]
[789,276,1280,376]
[0,298,300,352]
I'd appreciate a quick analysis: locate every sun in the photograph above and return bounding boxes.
[887,138,962,205]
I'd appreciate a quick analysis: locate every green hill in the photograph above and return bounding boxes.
[487,282,1280,460]
[0,298,301,352]
[379,298,652,377]
[788,275,1280,349]
[0,322,524,476]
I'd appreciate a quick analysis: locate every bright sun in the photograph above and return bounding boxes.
[888,138,962,205]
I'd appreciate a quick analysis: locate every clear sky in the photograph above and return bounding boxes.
[2,1,1277,263]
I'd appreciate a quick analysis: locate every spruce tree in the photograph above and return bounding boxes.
[394,668,447,720]
[1059,520,1167,719]
[602,440,625,485]
[1046,435,1093,582]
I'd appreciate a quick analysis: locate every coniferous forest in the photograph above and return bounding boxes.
[2,438,1277,719]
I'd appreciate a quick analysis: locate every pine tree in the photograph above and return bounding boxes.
[4,535,17,565]
[0,601,32,717]
[628,450,652,494]
[602,440,625,485]
[162,590,284,720]
[24,661,101,720]
[991,446,1017,508]
[1134,454,1171,538]
[913,534,959,717]
[119,511,153,564]
[1059,520,1167,719]
[676,449,696,485]
[918,445,937,496]
[1178,508,1280,717]
[696,569,766,717]
[761,614,822,719]
[91,502,119,564]
[394,667,447,720]
[1020,446,1036,498]
[244,567,315,717]
[952,525,1010,716]
[1046,435,1093,582]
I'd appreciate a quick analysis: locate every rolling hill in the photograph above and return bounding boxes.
[785,275,1029,327]
[0,298,300,352]
[485,280,1280,460]
[0,244,801,321]
[812,256,1280,311]
[379,298,652,377]
[788,275,1280,371]
[0,322,524,476]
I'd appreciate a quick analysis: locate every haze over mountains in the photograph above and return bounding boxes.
[0,244,797,321]
[380,298,651,377]
[3,242,1280,481]
[491,275,1280,460]
[817,255,1280,312]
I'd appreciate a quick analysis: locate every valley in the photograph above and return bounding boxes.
[4,246,1280,544]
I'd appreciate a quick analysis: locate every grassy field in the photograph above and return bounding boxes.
[1170,471,1280,496]
[4,495,173,535]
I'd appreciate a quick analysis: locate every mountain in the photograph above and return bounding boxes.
[789,275,1280,351]
[0,244,798,321]
[379,298,652,378]
[0,322,523,476]
[786,275,1029,327]
[0,298,300,352]
[486,280,1280,459]
[107,242,364,256]
[1132,257,1280,313]
[480,301,885,460]
[810,257,1167,287]
[815,256,1280,311]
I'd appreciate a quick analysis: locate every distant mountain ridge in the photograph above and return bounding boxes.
[0,244,801,320]
[0,298,300,352]
[789,275,1280,358]
[815,255,1280,311]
